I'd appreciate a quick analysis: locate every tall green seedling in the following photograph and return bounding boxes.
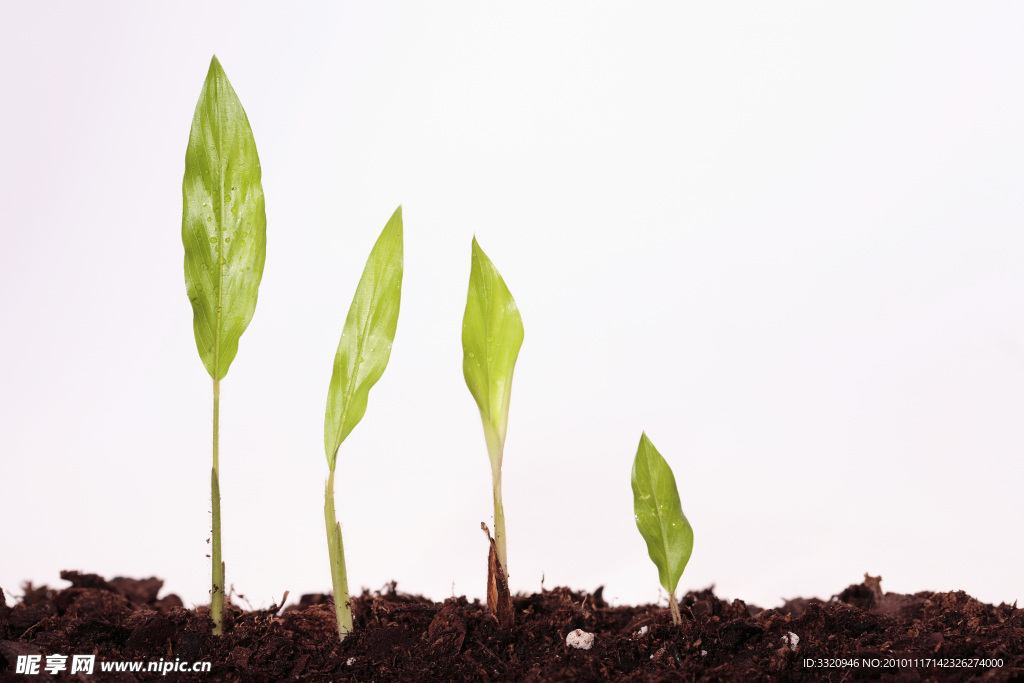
[462,238,523,626]
[323,207,404,641]
[182,56,266,636]
[631,433,694,625]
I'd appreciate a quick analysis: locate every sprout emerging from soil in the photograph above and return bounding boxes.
[462,237,523,627]
[631,432,694,626]
[322,207,404,641]
[182,56,267,635]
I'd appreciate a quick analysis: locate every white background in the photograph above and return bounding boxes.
[2,3,1023,612]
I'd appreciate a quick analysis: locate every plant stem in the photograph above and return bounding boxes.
[484,427,508,581]
[211,378,224,635]
[669,592,681,626]
[492,470,508,581]
[324,469,353,640]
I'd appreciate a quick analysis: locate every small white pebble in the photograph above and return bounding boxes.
[566,629,595,650]
[701,650,708,657]
[346,658,356,666]
[782,632,799,651]
[638,625,649,636]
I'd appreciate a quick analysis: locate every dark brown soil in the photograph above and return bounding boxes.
[1,571,1021,681]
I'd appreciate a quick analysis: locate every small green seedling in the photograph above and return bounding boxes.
[631,432,694,626]
[462,237,523,626]
[322,207,404,641]
[182,56,266,635]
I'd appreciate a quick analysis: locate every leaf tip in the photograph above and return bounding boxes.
[471,236,489,265]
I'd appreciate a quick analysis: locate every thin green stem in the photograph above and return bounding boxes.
[212,379,220,471]
[492,471,508,581]
[484,426,508,581]
[211,379,224,636]
[325,469,353,640]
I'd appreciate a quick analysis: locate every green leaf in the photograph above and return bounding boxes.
[324,207,404,470]
[462,238,524,469]
[182,56,267,381]
[631,433,693,595]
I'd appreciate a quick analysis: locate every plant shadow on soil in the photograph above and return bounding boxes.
[0,571,1020,681]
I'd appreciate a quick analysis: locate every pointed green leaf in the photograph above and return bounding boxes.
[324,207,404,470]
[182,56,267,381]
[631,433,693,595]
[462,238,524,469]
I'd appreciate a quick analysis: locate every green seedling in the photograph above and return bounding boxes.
[462,237,523,626]
[182,56,266,635]
[323,207,404,641]
[631,432,694,626]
